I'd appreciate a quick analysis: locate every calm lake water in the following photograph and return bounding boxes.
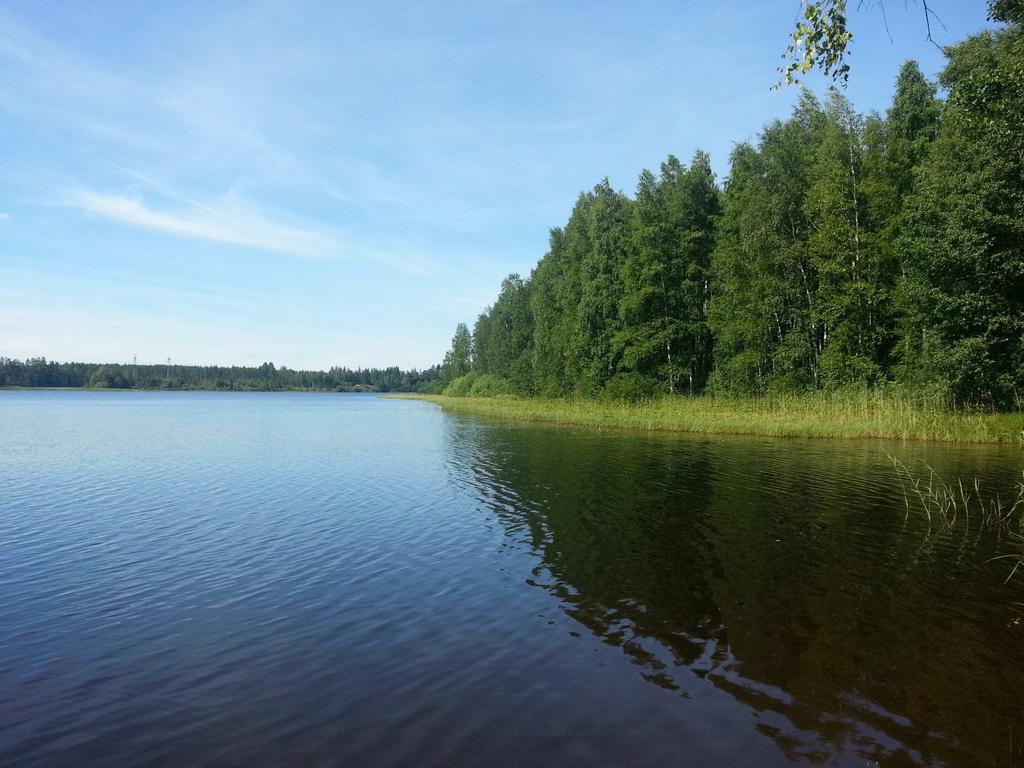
[2,391,1023,767]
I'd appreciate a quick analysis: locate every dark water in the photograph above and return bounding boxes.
[2,392,1023,767]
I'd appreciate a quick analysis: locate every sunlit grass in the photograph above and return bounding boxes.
[394,391,1024,443]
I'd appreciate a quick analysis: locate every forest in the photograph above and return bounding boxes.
[440,6,1024,410]
[0,357,441,393]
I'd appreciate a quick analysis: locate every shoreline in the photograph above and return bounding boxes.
[0,386,403,394]
[394,394,1024,444]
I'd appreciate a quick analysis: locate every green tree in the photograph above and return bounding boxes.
[777,1,1021,87]
[529,225,575,395]
[445,6,1022,408]
[529,182,633,396]
[472,274,534,391]
[472,309,494,374]
[572,180,633,394]
[897,16,1024,404]
[885,61,942,200]
[619,152,719,394]
[442,322,473,383]
[87,366,130,389]
[804,92,889,385]
[860,61,941,372]
[777,0,853,87]
[709,93,826,393]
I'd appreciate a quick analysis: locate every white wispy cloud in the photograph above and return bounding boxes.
[65,190,332,256]
[62,184,451,278]
[0,212,10,221]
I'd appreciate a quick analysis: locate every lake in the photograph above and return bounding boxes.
[1,391,1023,767]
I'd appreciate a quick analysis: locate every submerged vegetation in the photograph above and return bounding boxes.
[409,391,1023,443]
[437,6,1024,421]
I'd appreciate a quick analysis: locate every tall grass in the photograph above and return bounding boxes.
[398,390,1024,443]
[887,454,1024,528]
[886,454,1024,584]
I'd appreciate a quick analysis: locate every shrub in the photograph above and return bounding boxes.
[599,372,659,404]
[443,372,479,397]
[417,380,445,395]
[468,374,515,397]
[88,366,130,389]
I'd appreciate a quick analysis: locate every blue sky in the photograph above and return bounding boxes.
[0,1,992,370]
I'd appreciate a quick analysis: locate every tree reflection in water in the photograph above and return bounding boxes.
[446,417,1024,767]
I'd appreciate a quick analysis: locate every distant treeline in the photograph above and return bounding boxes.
[441,10,1023,408]
[0,357,442,393]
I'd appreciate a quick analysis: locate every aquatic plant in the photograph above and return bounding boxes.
[886,454,1024,530]
[886,453,1024,585]
[398,392,1022,443]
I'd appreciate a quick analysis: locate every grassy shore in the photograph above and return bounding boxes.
[395,393,1024,443]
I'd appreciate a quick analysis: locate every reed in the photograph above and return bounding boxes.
[394,391,1024,443]
[886,453,1024,584]
[886,454,1024,529]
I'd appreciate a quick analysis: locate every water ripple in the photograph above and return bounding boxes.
[1,391,1023,767]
